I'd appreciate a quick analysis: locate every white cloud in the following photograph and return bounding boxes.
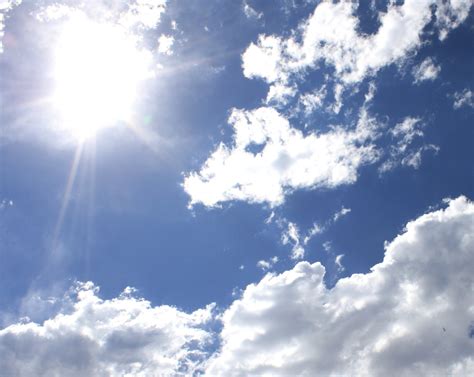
[380,117,439,173]
[0,0,21,53]
[269,215,324,259]
[266,83,296,106]
[119,0,167,30]
[183,107,380,208]
[435,0,473,41]
[391,117,424,146]
[257,256,279,271]
[4,198,474,376]
[35,3,78,22]
[36,1,167,30]
[330,83,344,114]
[453,89,474,109]
[281,222,305,260]
[298,85,327,116]
[157,34,174,55]
[334,253,345,273]
[0,199,13,209]
[264,211,275,224]
[412,57,441,83]
[333,206,351,222]
[0,282,214,377]
[242,35,283,83]
[205,196,474,376]
[243,1,263,20]
[241,1,471,90]
[302,222,323,245]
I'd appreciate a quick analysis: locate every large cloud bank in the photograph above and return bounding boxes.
[206,196,474,376]
[1,196,474,376]
[0,284,214,377]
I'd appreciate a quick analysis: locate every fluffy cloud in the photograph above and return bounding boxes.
[205,196,474,376]
[36,0,167,30]
[0,283,214,377]
[412,57,441,83]
[242,35,283,83]
[119,0,167,30]
[242,1,471,89]
[157,34,174,55]
[3,198,473,376]
[183,107,380,207]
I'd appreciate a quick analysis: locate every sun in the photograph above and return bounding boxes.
[53,14,152,141]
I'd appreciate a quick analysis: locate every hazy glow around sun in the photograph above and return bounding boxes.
[53,14,152,140]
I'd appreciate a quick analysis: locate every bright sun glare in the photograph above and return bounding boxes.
[54,15,152,141]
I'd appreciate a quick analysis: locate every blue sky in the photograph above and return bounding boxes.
[0,0,473,375]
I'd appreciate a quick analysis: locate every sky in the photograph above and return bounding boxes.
[0,0,473,376]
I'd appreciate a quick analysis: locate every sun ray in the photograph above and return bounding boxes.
[52,142,83,250]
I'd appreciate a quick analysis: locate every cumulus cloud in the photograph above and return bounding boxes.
[3,197,474,376]
[0,282,214,377]
[412,57,441,83]
[183,106,380,207]
[453,89,474,109]
[242,1,471,90]
[266,83,296,106]
[205,196,474,376]
[242,35,283,83]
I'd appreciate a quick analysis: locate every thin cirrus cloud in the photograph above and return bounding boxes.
[2,197,472,376]
[379,117,439,173]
